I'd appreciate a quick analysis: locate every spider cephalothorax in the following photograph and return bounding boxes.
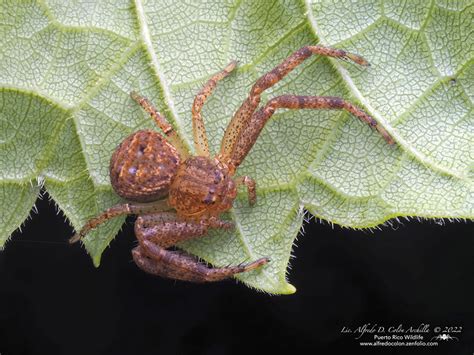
[168,156,238,217]
[70,45,394,283]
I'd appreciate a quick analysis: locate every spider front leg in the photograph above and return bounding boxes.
[133,213,269,282]
[229,95,394,169]
[220,45,371,161]
[192,61,237,156]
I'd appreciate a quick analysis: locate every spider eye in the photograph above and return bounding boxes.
[203,187,217,205]
[203,195,215,205]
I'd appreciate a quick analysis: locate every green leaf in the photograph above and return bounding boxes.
[0,0,472,294]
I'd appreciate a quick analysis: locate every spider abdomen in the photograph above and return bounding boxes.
[109,130,180,202]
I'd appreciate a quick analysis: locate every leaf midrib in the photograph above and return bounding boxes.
[133,0,192,151]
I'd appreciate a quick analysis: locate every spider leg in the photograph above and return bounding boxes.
[134,212,233,248]
[132,245,268,282]
[69,199,170,244]
[228,95,394,169]
[192,61,237,156]
[235,176,257,206]
[219,45,371,164]
[133,213,269,282]
[130,91,189,160]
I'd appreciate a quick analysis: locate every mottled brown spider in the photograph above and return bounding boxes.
[70,45,394,282]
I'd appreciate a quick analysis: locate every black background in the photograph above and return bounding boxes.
[0,196,472,355]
